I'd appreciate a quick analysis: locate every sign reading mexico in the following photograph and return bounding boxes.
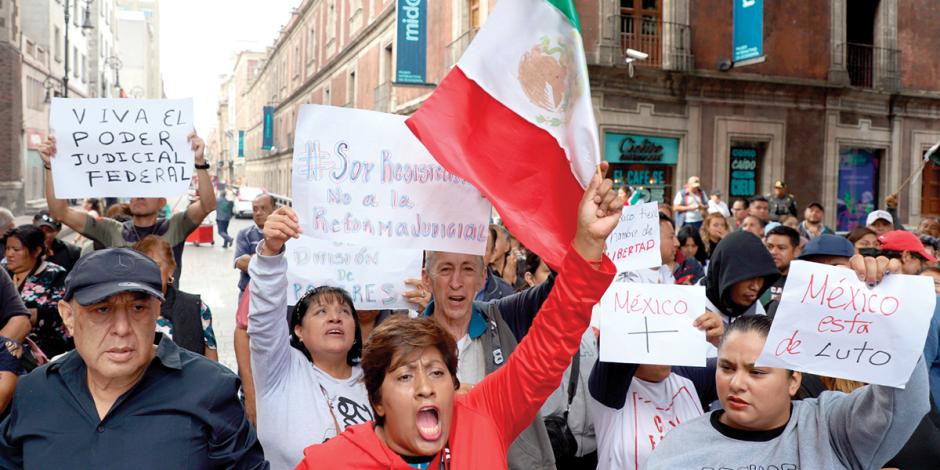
[291,105,492,254]
[598,283,706,367]
[285,236,422,310]
[49,98,195,198]
[757,261,936,388]
[604,202,662,272]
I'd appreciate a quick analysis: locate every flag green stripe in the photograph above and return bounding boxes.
[545,0,580,32]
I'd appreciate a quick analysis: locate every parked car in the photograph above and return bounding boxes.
[234,186,265,218]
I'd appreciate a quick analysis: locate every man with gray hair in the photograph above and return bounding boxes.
[415,249,558,470]
[0,207,14,235]
[0,248,267,468]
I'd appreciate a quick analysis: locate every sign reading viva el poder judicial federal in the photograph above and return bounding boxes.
[49,98,195,198]
[291,105,492,255]
[757,260,936,388]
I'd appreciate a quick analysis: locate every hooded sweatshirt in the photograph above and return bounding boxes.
[295,248,616,470]
[703,231,780,322]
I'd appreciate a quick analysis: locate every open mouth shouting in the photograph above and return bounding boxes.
[416,405,442,441]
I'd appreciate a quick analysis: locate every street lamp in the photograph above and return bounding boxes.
[43,77,62,104]
[63,0,94,98]
[103,55,123,91]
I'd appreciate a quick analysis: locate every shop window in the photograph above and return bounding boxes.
[604,131,677,203]
[469,0,480,29]
[728,143,766,199]
[836,148,881,231]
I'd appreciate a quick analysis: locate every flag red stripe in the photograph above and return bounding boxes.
[406,67,584,269]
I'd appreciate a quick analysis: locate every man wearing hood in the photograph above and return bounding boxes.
[703,231,780,327]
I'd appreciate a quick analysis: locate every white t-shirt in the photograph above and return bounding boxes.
[707,200,730,218]
[593,374,704,470]
[673,189,706,223]
[456,334,486,385]
[616,266,675,285]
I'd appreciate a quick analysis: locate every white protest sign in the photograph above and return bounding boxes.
[291,105,491,255]
[285,235,423,310]
[49,98,195,198]
[756,260,936,388]
[598,283,706,367]
[604,202,662,272]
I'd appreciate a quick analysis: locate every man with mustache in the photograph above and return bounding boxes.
[0,248,267,468]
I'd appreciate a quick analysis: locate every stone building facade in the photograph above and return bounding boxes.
[222,0,940,230]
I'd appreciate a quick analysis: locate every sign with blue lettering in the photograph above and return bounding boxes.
[395,0,427,84]
[238,130,245,158]
[733,0,764,65]
[262,106,274,150]
[604,132,679,165]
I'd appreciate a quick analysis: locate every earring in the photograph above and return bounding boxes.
[168,276,175,285]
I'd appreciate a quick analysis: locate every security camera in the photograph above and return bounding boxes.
[625,49,649,62]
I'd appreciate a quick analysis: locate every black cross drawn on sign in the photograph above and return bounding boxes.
[627,317,680,353]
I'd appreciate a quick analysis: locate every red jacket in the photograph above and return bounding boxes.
[295,248,615,470]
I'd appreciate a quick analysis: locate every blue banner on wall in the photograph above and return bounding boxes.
[262,106,274,150]
[395,0,427,84]
[733,0,764,65]
[238,130,245,158]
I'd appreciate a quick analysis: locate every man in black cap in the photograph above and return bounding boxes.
[0,248,268,469]
[32,210,81,273]
[798,201,834,241]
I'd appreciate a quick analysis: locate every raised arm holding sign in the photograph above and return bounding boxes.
[38,98,215,284]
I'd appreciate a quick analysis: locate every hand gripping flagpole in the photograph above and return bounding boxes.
[895,141,940,196]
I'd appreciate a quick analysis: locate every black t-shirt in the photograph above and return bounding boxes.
[48,239,81,273]
[765,275,787,320]
[0,269,29,331]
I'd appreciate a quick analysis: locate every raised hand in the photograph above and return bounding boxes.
[260,207,302,255]
[188,131,206,165]
[401,278,431,310]
[38,135,57,167]
[573,161,623,262]
[693,311,725,347]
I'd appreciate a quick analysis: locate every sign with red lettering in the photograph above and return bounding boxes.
[757,260,935,388]
[604,202,662,272]
[598,283,706,367]
[291,105,491,255]
[49,98,195,198]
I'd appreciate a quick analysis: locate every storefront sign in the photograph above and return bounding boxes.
[729,146,759,197]
[604,132,679,165]
[395,0,427,84]
[262,106,275,150]
[238,130,245,158]
[836,148,880,231]
[733,0,764,65]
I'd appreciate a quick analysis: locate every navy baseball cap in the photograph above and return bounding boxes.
[798,234,855,260]
[63,248,165,306]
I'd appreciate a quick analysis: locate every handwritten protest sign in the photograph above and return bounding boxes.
[757,261,936,388]
[285,235,423,310]
[605,202,662,272]
[598,283,706,367]
[49,98,195,198]
[291,105,491,255]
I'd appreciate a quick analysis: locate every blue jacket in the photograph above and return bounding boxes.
[925,295,940,408]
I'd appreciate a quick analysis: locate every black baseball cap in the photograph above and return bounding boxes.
[33,210,61,231]
[63,248,165,306]
[807,201,824,211]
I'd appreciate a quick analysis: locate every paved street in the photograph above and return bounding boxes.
[178,216,254,373]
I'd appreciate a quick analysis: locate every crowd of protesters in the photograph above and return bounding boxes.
[0,131,932,470]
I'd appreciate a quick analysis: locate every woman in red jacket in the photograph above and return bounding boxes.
[283,163,621,469]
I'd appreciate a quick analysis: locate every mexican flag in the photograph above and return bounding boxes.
[405,0,598,269]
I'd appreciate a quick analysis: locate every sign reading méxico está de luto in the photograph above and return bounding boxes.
[49,98,195,199]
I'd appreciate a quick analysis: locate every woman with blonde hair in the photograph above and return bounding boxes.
[700,212,729,257]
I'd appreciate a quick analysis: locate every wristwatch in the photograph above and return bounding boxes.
[195,162,211,170]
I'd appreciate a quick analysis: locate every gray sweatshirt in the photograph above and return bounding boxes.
[646,358,930,470]
[248,247,372,470]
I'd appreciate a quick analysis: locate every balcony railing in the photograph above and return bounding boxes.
[445,28,479,70]
[844,42,900,90]
[618,15,693,72]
